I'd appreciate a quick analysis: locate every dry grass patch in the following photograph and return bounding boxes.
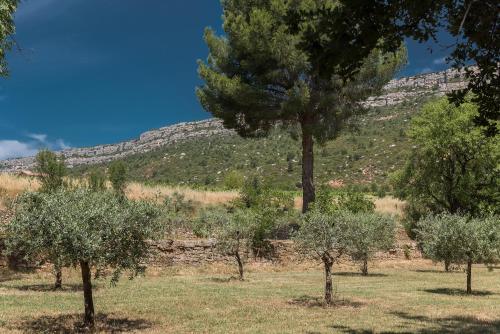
[125,182,238,206]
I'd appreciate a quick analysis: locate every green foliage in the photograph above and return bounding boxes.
[35,150,67,193]
[164,192,197,216]
[108,161,127,195]
[0,0,18,76]
[197,0,406,211]
[192,206,229,238]
[337,191,375,214]
[416,213,500,269]
[71,99,427,191]
[87,168,106,192]
[341,212,395,275]
[312,186,375,215]
[223,170,245,190]
[393,97,499,234]
[4,189,164,281]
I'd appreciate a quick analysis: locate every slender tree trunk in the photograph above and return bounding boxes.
[80,261,95,328]
[466,259,472,294]
[54,265,62,290]
[361,259,368,276]
[235,252,244,281]
[324,259,333,305]
[444,260,450,272]
[301,123,315,213]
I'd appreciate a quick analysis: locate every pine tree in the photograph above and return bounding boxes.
[197,0,406,212]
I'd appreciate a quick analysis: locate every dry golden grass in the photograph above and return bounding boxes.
[0,174,40,210]
[373,196,406,216]
[125,182,239,206]
[0,173,405,214]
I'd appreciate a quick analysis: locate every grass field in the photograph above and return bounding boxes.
[1,260,499,333]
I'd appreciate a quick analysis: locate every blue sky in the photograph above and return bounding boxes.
[0,0,454,159]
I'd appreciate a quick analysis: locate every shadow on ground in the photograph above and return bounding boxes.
[6,313,153,333]
[422,288,495,296]
[4,283,88,292]
[413,269,460,274]
[333,272,388,277]
[330,312,500,334]
[288,295,363,308]
[206,276,242,283]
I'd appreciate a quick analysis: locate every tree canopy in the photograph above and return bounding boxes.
[197,0,406,212]
[417,213,500,294]
[4,189,163,327]
[0,0,17,76]
[294,0,499,133]
[393,97,499,219]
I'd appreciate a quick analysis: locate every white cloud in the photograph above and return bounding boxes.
[433,57,447,65]
[0,134,71,160]
[27,133,48,143]
[0,140,38,160]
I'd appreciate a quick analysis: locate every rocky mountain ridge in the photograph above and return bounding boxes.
[0,68,468,173]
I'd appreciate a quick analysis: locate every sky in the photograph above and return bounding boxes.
[0,0,455,160]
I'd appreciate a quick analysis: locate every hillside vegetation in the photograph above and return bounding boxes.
[72,96,433,191]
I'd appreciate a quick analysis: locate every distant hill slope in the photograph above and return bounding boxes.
[69,95,431,190]
[1,68,469,189]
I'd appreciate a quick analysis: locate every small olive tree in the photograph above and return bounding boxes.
[4,189,163,327]
[213,209,258,280]
[417,213,500,294]
[195,207,257,280]
[342,212,395,275]
[294,211,349,305]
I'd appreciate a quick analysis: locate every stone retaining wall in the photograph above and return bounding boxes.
[148,238,422,266]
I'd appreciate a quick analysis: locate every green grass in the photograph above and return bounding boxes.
[1,260,500,333]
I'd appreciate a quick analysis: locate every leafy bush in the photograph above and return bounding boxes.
[416,213,500,293]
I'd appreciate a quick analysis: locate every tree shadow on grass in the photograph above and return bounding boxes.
[334,272,388,277]
[206,276,241,283]
[329,313,500,334]
[288,295,363,308]
[423,288,495,296]
[3,283,93,292]
[0,269,23,283]
[9,313,153,333]
[413,269,457,274]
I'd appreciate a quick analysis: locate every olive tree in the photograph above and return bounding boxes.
[294,211,349,305]
[194,207,259,280]
[4,189,163,327]
[212,209,258,280]
[417,213,500,294]
[342,212,395,276]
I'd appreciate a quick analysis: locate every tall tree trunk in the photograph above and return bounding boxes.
[301,123,315,213]
[444,260,450,272]
[466,259,472,294]
[323,258,333,305]
[80,261,95,328]
[54,265,62,290]
[361,259,368,276]
[235,251,244,281]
